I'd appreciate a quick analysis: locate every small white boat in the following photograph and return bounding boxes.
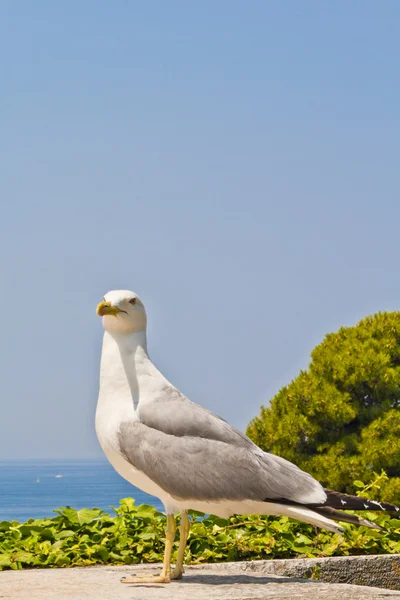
[55,474,63,478]
[36,478,40,483]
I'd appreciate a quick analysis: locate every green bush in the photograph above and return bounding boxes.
[246,311,400,503]
[1,476,400,571]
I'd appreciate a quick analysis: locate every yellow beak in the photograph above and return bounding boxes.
[96,301,124,317]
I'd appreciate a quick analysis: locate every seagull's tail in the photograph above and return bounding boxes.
[271,501,384,533]
[273,504,345,533]
[263,489,399,533]
[312,506,382,530]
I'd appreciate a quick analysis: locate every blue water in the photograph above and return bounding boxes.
[0,460,163,523]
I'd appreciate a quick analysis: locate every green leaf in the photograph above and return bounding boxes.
[12,551,34,564]
[60,508,79,523]
[54,555,71,567]
[40,528,56,541]
[294,534,313,545]
[96,546,109,561]
[55,530,76,539]
[0,554,11,567]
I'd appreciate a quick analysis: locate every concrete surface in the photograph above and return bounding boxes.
[2,562,400,600]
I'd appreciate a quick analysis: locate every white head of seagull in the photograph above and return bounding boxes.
[97,290,147,335]
[96,290,162,411]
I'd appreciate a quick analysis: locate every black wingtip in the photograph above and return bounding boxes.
[322,489,400,513]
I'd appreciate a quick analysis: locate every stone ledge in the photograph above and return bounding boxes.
[1,560,400,600]
[198,554,400,590]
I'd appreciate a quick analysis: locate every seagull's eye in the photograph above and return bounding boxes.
[129,298,136,305]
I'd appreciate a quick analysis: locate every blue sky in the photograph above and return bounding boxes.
[1,1,399,458]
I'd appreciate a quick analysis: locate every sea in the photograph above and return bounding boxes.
[0,460,163,523]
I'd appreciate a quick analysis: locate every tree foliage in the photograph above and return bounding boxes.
[246,311,400,503]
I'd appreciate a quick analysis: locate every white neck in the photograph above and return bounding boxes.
[98,329,168,413]
[112,330,149,409]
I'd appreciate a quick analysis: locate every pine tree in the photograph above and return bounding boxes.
[246,312,400,503]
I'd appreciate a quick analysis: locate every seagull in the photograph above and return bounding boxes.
[95,289,399,584]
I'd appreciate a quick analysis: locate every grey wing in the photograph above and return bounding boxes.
[137,386,252,448]
[119,403,324,504]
